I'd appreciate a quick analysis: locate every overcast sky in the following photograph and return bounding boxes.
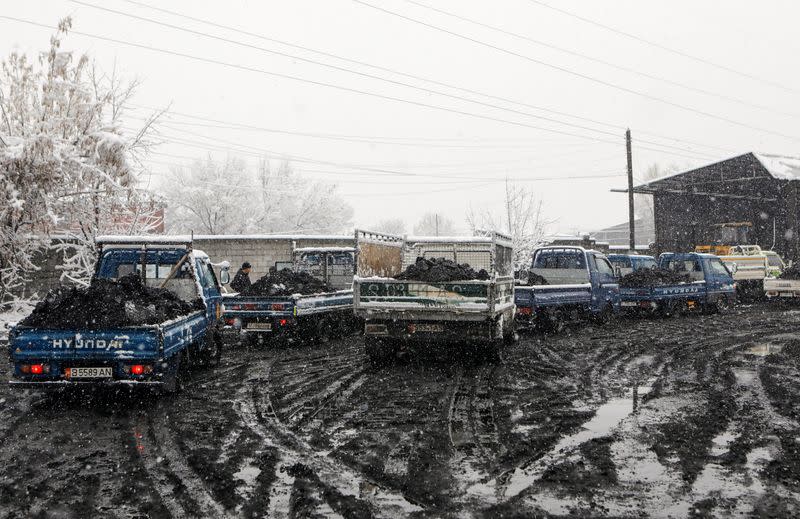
[4,0,800,235]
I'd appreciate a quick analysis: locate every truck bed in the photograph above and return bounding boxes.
[223,290,353,318]
[354,277,514,321]
[9,310,206,385]
[764,278,800,298]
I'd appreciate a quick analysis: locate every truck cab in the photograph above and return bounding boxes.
[515,246,620,330]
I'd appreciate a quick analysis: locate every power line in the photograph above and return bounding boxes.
[351,0,800,142]
[402,0,800,121]
[69,1,722,159]
[524,0,800,96]
[4,15,659,153]
[117,0,741,156]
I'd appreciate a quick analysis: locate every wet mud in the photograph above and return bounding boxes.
[1,304,800,517]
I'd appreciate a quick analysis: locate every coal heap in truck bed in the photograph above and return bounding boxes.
[19,273,203,330]
[241,269,331,296]
[394,257,490,282]
[618,268,691,288]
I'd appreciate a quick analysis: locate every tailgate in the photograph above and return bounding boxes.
[223,295,295,317]
[10,327,160,362]
[294,290,354,316]
[530,284,592,306]
[355,279,491,313]
[764,278,800,295]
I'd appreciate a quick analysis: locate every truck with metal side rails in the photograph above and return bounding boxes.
[514,246,620,332]
[222,246,359,342]
[353,230,516,362]
[8,236,229,393]
[607,254,657,277]
[619,252,736,316]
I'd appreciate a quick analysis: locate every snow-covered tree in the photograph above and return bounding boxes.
[413,212,455,236]
[163,157,353,235]
[370,218,406,236]
[467,180,550,270]
[0,18,162,305]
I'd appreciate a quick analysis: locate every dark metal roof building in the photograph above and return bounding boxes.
[618,152,800,259]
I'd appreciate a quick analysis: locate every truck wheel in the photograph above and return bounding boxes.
[365,337,395,366]
[715,297,732,314]
[593,304,613,325]
[162,354,183,394]
[199,329,223,367]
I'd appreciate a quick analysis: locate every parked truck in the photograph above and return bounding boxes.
[223,246,358,342]
[514,246,620,332]
[353,230,515,362]
[619,252,736,316]
[8,236,229,392]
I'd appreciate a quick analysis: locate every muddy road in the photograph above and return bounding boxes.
[1,304,800,518]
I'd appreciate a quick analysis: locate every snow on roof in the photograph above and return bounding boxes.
[193,234,352,241]
[753,153,800,180]
[96,235,194,244]
[293,246,356,253]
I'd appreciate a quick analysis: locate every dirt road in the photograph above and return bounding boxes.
[1,304,799,518]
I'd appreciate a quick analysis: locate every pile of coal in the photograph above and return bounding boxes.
[242,269,330,296]
[619,268,691,288]
[778,264,800,280]
[395,257,490,282]
[20,273,202,330]
[525,272,549,285]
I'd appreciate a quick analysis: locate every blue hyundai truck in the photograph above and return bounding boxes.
[618,252,736,316]
[223,246,358,342]
[8,236,229,392]
[514,246,620,332]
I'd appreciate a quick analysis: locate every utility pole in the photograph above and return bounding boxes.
[626,129,635,252]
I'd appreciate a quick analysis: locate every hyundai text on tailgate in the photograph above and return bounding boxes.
[8,236,229,392]
[514,246,620,331]
[353,229,515,362]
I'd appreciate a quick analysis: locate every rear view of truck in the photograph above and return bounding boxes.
[353,230,515,362]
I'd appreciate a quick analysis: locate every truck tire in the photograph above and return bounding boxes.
[198,328,223,367]
[593,304,613,325]
[365,337,396,366]
[162,354,183,394]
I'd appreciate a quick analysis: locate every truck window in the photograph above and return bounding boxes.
[638,259,656,270]
[328,252,354,265]
[533,251,586,269]
[595,256,615,277]
[767,255,784,268]
[708,259,731,276]
[610,257,632,269]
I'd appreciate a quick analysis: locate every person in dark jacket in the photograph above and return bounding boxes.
[230,262,252,292]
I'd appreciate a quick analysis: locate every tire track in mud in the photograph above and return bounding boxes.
[487,308,800,517]
[239,349,423,518]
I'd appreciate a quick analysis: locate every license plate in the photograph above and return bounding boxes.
[247,322,272,330]
[621,301,638,307]
[67,367,112,379]
[780,293,795,298]
[416,324,444,332]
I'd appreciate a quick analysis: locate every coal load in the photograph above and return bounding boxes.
[618,268,691,288]
[526,272,548,286]
[394,257,490,282]
[778,264,800,280]
[20,273,202,330]
[242,269,330,296]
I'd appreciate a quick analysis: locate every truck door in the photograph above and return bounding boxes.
[591,254,620,311]
[705,257,733,298]
[196,259,223,324]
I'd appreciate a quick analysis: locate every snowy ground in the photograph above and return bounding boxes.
[1,304,799,517]
[0,303,32,343]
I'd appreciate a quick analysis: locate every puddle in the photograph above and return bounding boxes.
[741,343,783,357]
[477,379,657,499]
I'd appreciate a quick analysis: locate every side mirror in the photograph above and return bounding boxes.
[615,267,622,279]
[729,262,738,274]
[218,261,231,285]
